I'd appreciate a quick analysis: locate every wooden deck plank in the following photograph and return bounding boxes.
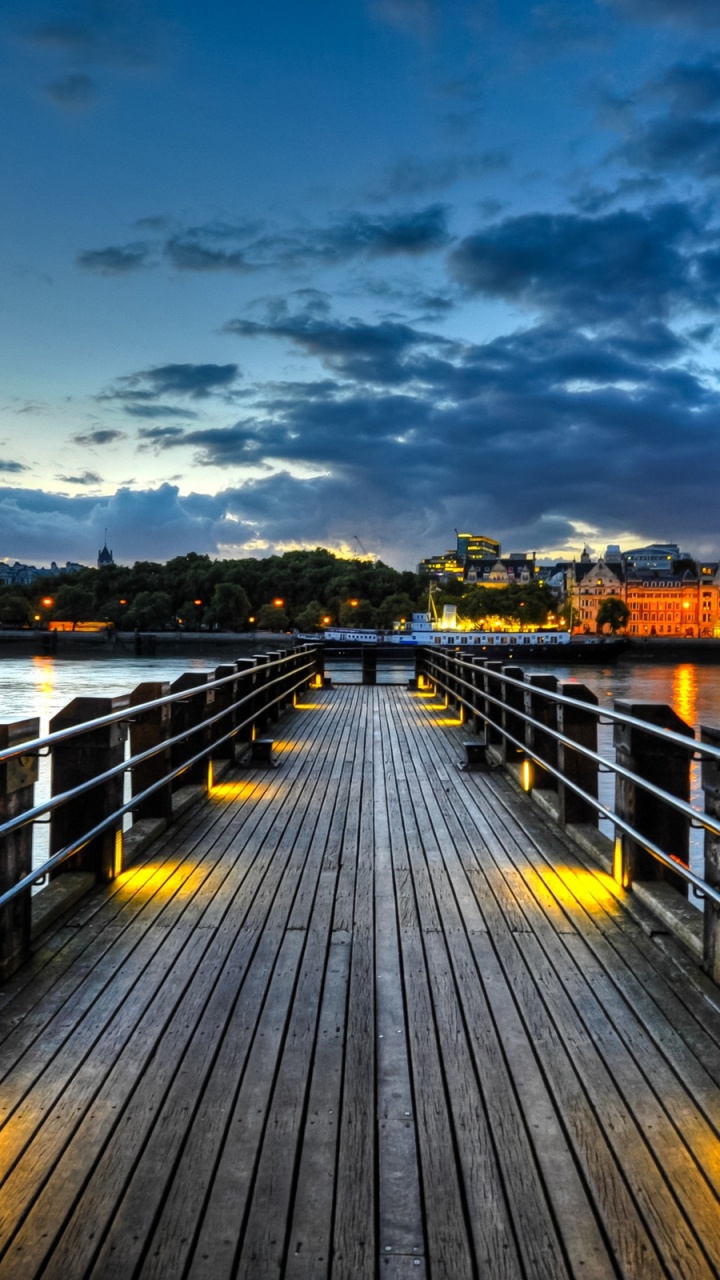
[2,683,720,1279]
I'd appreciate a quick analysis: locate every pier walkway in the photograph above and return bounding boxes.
[1,684,720,1279]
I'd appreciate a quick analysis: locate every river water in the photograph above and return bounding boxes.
[2,653,717,885]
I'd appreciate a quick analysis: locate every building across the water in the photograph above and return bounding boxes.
[0,560,84,586]
[569,545,720,637]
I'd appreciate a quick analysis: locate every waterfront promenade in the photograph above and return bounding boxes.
[1,683,720,1278]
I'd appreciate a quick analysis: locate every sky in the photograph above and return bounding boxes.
[2,0,720,570]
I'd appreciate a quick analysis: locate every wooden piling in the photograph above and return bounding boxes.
[0,718,40,980]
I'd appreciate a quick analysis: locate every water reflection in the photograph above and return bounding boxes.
[672,664,698,728]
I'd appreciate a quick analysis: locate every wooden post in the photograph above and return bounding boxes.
[525,675,559,793]
[128,682,173,824]
[501,666,525,765]
[0,718,40,980]
[701,725,720,983]
[50,697,127,881]
[483,661,504,748]
[234,659,258,754]
[469,657,486,735]
[169,673,212,789]
[264,653,282,723]
[252,655,271,732]
[212,665,238,760]
[362,646,377,686]
[557,684,599,827]
[613,701,693,892]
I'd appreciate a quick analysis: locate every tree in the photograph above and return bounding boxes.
[338,599,377,627]
[0,594,33,628]
[375,592,417,629]
[125,591,174,630]
[204,582,251,631]
[295,599,327,632]
[256,603,289,631]
[596,596,630,634]
[53,584,95,628]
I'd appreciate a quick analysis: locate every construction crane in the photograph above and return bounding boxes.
[353,535,368,556]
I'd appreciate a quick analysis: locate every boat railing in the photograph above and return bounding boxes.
[0,645,321,980]
[417,646,720,982]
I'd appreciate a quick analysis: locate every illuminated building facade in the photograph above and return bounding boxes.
[572,551,720,637]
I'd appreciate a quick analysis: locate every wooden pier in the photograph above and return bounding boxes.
[1,683,720,1278]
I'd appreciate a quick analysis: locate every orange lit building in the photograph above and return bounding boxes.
[570,555,720,637]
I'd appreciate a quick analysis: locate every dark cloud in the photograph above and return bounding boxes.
[120,299,720,562]
[0,461,29,473]
[570,175,666,213]
[645,59,720,113]
[27,1,164,70]
[164,238,252,273]
[369,153,508,199]
[98,363,241,422]
[76,243,151,274]
[56,470,102,485]
[225,309,454,385]
[449,203,707,326]
[620,117,720,178]
[120,363,240,400]
[71,428,126,446]
[604,0,720,29]
[80,206,450,276]
[122,404,198,420]
[45,71,97,109]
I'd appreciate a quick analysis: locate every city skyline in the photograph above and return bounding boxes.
[3,0,720,568]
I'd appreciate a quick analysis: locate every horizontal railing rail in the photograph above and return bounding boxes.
[416,646,720,982]
[0,646,321,980]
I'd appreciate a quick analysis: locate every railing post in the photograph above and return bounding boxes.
[483,661,504,748]
[701,725,720,982]
[252,655,271,731]
[362,645,377,686]
[525,675,559,793]
[234,659,258,753]
[128,682,173,824]
[212,665,239,760]
[501,666,525,765]
[265,653,282,722]
[169,673,212,789]
[557,685,599,828]
[613,701,693,892]
[468,657,485,733]
[0,718,40,980]
[50,697,128,881]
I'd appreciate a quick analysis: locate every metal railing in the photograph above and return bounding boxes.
[417,647,720,980]
[0,647,320,979]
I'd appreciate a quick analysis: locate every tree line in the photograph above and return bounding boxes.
[0,550,570,632]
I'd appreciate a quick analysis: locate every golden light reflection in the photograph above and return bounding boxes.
[114,859,188,908]
[613,836,628,887]
[433,716,464,726]
[210,780,278,802]
[521,759,533,792]
[672,664,698,728]
[554,863,622,907]
[294,701,325,710]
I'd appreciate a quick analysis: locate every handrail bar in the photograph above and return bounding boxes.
[435,650,720,762]
[470,713,720,909]
[0,656,313,843]
[0,646,316,766]
[424,665,720,843]
[0,655,316,911]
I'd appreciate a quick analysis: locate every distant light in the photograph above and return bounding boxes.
[41,597,53,607]
[194,598,203,606]
[322,616,331,624]
[273,598,284,607]
[119,598,127,605]
[349,599,358,606]
[34,614,40,621]
[248,616,255,623]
